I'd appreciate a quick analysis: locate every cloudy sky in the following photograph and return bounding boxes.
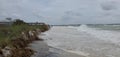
[0,0,120,24]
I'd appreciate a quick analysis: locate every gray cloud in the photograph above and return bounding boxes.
[0,0,120,24]
[65,11,82,16]
[101,1,118,11]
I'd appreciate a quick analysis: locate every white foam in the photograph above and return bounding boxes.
[52,47,90,57]
[77,25,120,45]
[77,25,91,32]
[65,50,90,57]
[67,26,74,28]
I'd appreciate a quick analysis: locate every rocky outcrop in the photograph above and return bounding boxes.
[0,28,48,57]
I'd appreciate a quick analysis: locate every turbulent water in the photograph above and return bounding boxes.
[42,25,120,57]
[78,25,120,45]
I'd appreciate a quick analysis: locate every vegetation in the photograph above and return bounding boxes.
[0,18,50,57]
[12,19,27,25]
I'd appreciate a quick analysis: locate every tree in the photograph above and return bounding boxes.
[6,18,12,21]
[6,18,12,25]
[12,19,27,25]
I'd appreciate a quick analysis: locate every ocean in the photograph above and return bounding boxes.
[43,25,120,57]
[77,25,120,45]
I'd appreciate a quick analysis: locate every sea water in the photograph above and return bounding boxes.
[77,25,120,45]
[43,25,120,57]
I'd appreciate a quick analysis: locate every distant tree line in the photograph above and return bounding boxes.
[5,18,27,25]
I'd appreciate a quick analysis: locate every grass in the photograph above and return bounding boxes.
[0,24,49,48]
[0,26,10,45]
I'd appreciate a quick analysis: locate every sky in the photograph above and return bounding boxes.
[0,0,120,24]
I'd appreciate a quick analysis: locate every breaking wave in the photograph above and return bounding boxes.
[77,24,120,45]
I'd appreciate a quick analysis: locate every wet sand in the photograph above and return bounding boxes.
[42,26,120,57]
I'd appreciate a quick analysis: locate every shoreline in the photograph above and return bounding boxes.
[29,32,85,57]
[47,46,85,57]
[30,41,49,57]
[29,35,85,57]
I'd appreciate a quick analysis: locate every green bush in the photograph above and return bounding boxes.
[12,19,27,25]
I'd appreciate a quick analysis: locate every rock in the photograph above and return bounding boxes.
[10,48,34,57]
[0,48,3,57]
[21,32,29,40]
[2,46,11,57]
[29,31,34,37]
[36,29,41,34]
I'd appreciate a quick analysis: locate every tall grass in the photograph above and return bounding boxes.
[0,24,49,48]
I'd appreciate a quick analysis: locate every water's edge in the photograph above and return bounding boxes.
[30,33,85,57]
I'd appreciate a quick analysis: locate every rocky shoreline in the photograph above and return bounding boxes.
[0,28,49,57]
